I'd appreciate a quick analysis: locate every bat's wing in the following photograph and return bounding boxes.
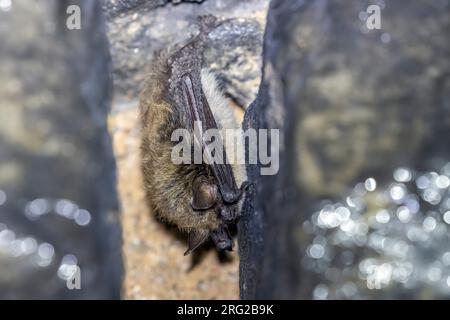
[181,74,242,204]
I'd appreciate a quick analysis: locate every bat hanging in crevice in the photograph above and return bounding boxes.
[140,15,249,255]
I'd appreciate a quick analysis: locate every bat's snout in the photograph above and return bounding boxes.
[211,225,234,252]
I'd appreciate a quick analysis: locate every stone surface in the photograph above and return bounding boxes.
[0,0,121,298]
[240,0,450,299]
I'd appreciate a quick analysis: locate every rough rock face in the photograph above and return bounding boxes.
[240,0,450,299]
[0,0,121,298]
[104,0,269,299]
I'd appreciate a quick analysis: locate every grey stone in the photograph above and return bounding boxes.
[240,0,450,299]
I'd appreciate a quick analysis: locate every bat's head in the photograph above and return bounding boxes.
[184,172,249,255]
[190,174,243,222]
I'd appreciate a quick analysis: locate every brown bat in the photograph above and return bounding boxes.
[140,15,248,255]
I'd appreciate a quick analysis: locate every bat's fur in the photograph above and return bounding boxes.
[140,50,246,238]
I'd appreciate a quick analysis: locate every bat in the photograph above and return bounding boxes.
[140,15,248,255]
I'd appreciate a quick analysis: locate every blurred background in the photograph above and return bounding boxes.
[0,0,449,299]
[0,0,121,298]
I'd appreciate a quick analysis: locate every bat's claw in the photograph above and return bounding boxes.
[240,180,253,192]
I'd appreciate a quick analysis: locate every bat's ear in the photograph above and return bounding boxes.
[184,229,210,256]
[190,175,218,210]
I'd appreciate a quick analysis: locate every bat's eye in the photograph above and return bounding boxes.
[190,175,218,210]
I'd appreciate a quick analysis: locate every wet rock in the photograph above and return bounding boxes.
[240,0,450,299]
